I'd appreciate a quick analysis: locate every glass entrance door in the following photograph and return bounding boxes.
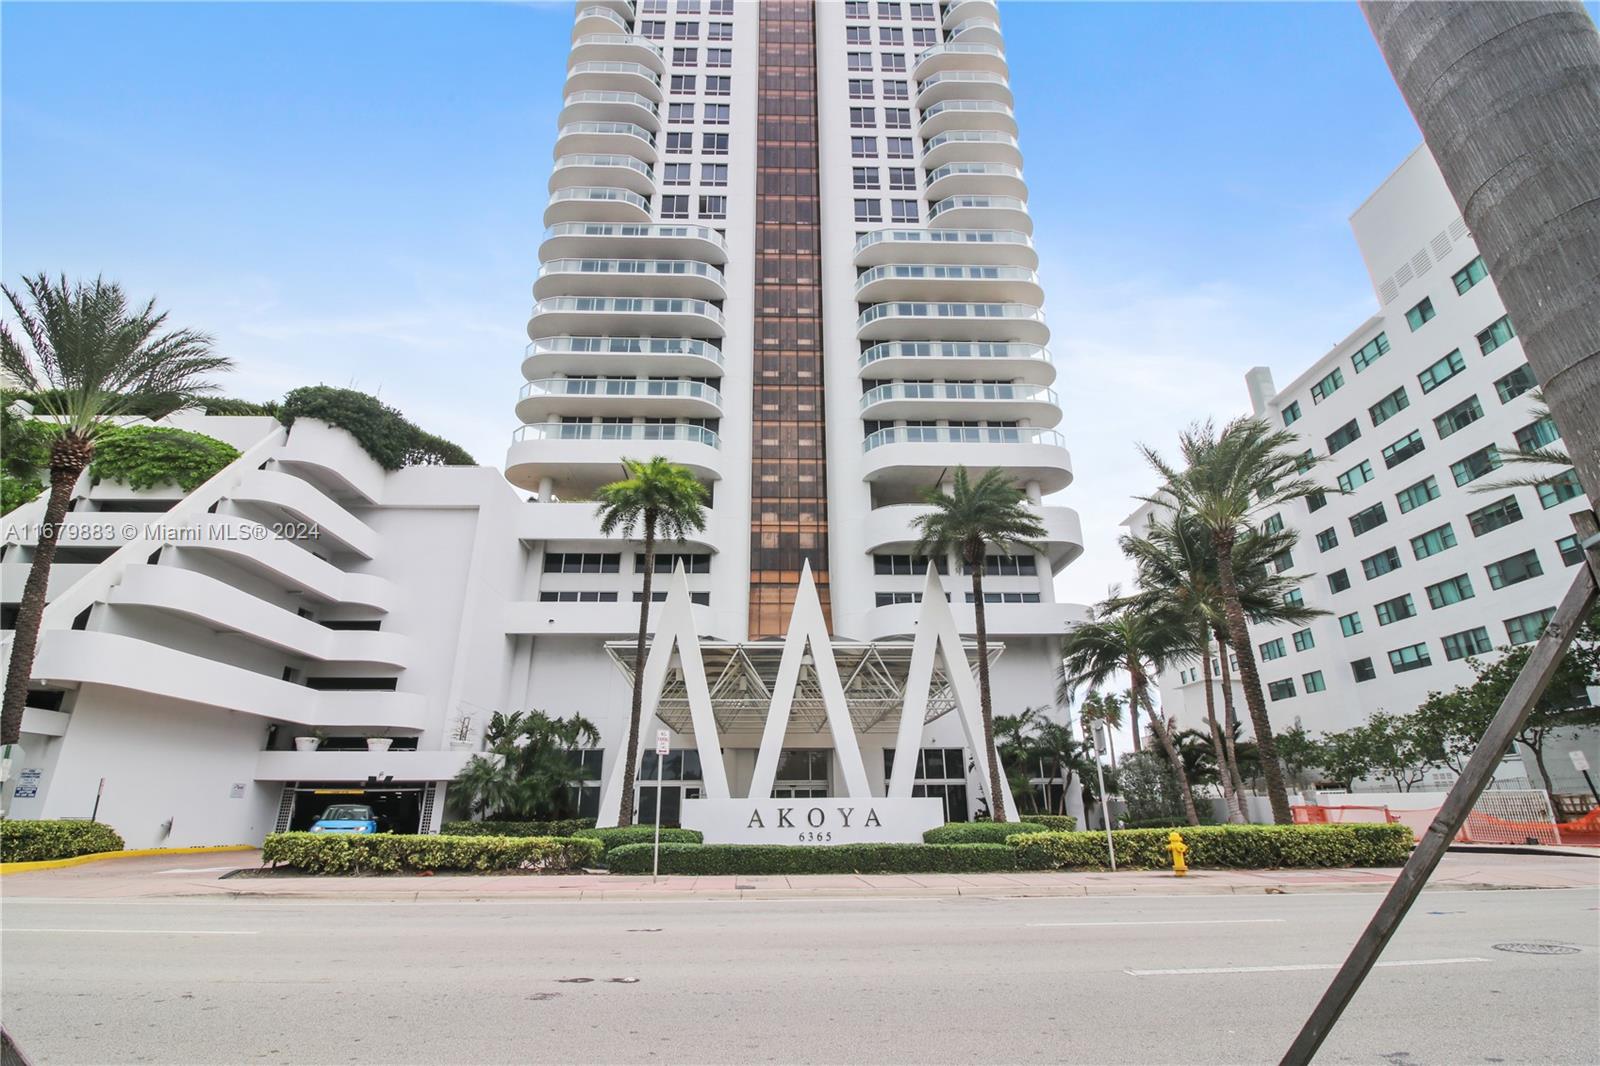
[772,748,830,798]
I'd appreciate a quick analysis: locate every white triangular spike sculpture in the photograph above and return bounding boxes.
[596,563,729,827]
[887,562,1020,820]
[747,560,873,800]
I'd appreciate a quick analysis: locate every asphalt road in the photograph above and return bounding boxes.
[1,888,1595,1065]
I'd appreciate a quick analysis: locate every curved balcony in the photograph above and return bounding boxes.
[559,90,660,132]
[856,301,1048,345]
[533,257,725,300]
[854,263,1042,304]
[861,426,1073,494]
[515,377,723,422]
[916,70,1011,108]
[542,187,651,227]
[180,515,397,612]
[554,121,657,163]
[539,222,728,264]
[569,33,666,75]
[923,129,1022,169]
[853,227,1036,269]
[858,382,1061,426]
[859,341,1055,385]
[521,335,724,379]
[862,501,1081,571]
[914,42,1007,79]
[943,0,999,30]
[928,194,1032,233]
[527,295,725,339]
[505,422,722,496]
[920,99,1017,138]
[230,469,380,559]
[857,600,1084,643]
[947,16,1003,47]
[513,500,718,553]
[565,61,662,101]
[549,154,655,197]
[587,0,635,20]
[925,162,1026,201]
[573,3,631,39]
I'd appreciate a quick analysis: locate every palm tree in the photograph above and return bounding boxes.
[594,456,708,824]
[1059,600,1201,826]
[1139,417,1322,824]
[1033,719,1089,815]
[0,275,230,745]
[1078,689,1124,771]
[912,466,1047,822]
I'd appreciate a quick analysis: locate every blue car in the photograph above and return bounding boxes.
[309,803,379,834]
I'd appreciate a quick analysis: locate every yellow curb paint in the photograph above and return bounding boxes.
[0,845,254,876]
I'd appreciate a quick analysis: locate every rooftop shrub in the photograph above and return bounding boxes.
[280,386,474,470]
[89,424,241,491]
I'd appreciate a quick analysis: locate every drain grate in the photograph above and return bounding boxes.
[1492,942,1580,955]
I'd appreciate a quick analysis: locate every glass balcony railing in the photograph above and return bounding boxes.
[859,382,1058,410]
[858,341,1051,369]
[921,99,1014,124]
[546,187,650,212]
[918,71,1009,93]
[854,263,1036,292]
[925,162,1023,185]
[542,222,729,253]
[538,258,724,287]
[857,301,1042,329]
[525,335,725,365]
[563,90,660,115]
[521,378,722,405]
[567,61,662,87]
[853,228,1031,256]
[923,129,1020,155]
[571,34,665,59]
[928,194,1028,219]
[863,425,1066,452]
[556,121,656,147]
[514,422,720,448]
[532,296,725,325]
[575,5,631,31]
[552,154,654,179]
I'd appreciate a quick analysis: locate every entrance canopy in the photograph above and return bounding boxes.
[604,638,1003,735]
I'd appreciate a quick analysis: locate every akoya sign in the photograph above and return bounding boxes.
[680,797,945,845]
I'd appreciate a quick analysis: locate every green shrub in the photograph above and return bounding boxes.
[1015,813,1077,832]
[572,826,703,860]
[1347,823,1415,865]
[260,833,600,875]
[439,819,595,838]
[199,397,281,418]
[89,424,241,491]
[923,821,1048,844]
[281,386,474,470]
[1,473,43,516]
[1008,824,1413,871]
[606,842,1023,875]
[1,820,126,863]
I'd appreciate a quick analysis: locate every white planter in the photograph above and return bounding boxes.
[449,738,473,751]
[294,737,320,752]
[366,738,393,751]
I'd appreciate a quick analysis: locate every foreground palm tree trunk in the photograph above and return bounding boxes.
[1213,629,1250,805]
[618,516,657,825]
[1214,540,1293,823]
[1200,637,1246,823]
[967,554,1008,822]
[1361,1,1600,494]
[1130,670,1199,826]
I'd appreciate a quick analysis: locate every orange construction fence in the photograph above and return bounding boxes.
[1291,803,1600,847]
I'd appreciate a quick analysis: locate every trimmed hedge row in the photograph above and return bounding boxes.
[1015,814,1077,832]
[0,820,126,863]
[260,833,600,875]
[439,819,596,838]
[1010,824,1414,872]
[923,822,1048,844]
[573,826,703,860]
[607,842,1023,875]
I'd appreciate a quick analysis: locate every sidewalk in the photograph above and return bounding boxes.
[2,849,1594,902]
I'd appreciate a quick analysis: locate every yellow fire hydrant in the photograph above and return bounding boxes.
[1166,830,1189,877]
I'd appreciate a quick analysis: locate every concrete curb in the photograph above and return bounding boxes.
[0,845,255,877]
[1446,843,1600,859]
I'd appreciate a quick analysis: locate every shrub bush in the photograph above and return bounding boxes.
[1,820,126,863]
[572,826,703,860]
[281,386,474,470]
[260,833,599,875]
[89,424,241,491]
[606,842,1023,875]
[1015,813,1077,832]
[923,821,1048,844]
[1347,823,1415,865]
[439,819,595,838]
[1008,823,1414,872]
[199,397,281,418]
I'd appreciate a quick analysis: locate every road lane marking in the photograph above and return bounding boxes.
[1127,956,1489,976]
[1029,918,1287,928]
[1,927,259,936]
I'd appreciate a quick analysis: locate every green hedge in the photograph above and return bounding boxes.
[1010,813,1077,832]
[260,833,599,875]
[1,820,126,863]
[607,842,1024,875]
[89,424,241,491]
[572,826,703,860]
[923,821,1048,844]
[281,386,474,470]
[439,819,595,838]
[1009,824,1414,872]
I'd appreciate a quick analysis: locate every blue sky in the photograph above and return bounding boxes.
[4,1,1458,604]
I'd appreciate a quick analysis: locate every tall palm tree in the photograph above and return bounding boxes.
[1139,418,1323,824]
[1059,600,1201,826]
[912,466,1047,822]
[0,275,230,745]
[594,456,708,825]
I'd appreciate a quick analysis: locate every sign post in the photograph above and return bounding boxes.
[1091,722,1117,872]
[1570,750,1599,804]
[652,729,669,883]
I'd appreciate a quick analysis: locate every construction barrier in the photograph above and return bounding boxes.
[1293,793,1600,848]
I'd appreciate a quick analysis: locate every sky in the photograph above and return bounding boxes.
[4,1,1449,607]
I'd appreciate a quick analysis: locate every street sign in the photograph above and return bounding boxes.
[656,729,671,755]
[1091,721,1108,755]
[1570,750,1590,773]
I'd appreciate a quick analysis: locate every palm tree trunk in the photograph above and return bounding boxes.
[1,459,84,746]
[1201,638,1246,824]
[1214,628,1250,806]
[1213,535,1293,823]
[1133,666,1199,826]
[1361,1,1600,499]
[617,516,656,825]
[1127,692,1142,753]
[968,556,1007,822]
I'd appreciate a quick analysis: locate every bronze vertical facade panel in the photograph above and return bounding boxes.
[749,0,830,639]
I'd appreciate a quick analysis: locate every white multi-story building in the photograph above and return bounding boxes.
[4,0,1087,846]
[1126,145,1597,797]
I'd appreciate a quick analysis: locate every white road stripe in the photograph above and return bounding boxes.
[1,927,259,936]
[1127,956,1489,976]
[1029,918,1287,928]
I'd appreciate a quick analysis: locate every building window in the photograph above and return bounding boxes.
[1351,657,1377,683]
[1303,670,1327,694]
[1381,430,1425,468]
[964,554,1037,576]
[849,78,873,99]
[1260,513,1284,535]
[701,163,728,186]
[1418,349,1467,393]
[665,131,694,153]
[1537,468,1583,509]
[538,590,620,603]
[1424,574,1475,610]
[1395,475,1440,514]
[847,51,873,71]
[911,2,935,19]
[965,591,1042,604]
[1351,331,1391,372]
[1495,364,1537,403]
[1514,416,1561,453]
[886,136,914,158]
[873,553,947,575]
[1284,588,1304,607]
[1328,568,1351,594]
[1260,638,1286,661]
[1452,256,1487,294]
[882,748,972,822]
[1441,627,1493,661]
[672,47,698,65]
[705,47,731,67]
[1410,523,1458,560]
[1368,387,1409,427]
[1467,496,1523,536]
[845,0,869,15]
[1349,502,1388,536]
[704,104,730,124]
[853,166,881,189]
[881,53,907,72]
[1361,546,1402,580]
[1388,642,1432,673]
[543,552,620,573]
[1294,450,1314,474]
[853,198,883,222]
[637,552,711,574]
[705,75,731,95]
[669,74,696,93]
[1505,607,1555,646]
[1306,490,1328,512]
[1405,297,1436,331]
[1374,594,1417,626]
[662,162,692,186]
[890,199,919,223]
[660,194,689,219]
[1477,314,1516,355]
[675,21,700,39]
[1486,549,1543,590]
[1325,419,1361,454]
[1282,401,1302,427]
[701,132,729,154]
[887,167,916,190]
[1339,612,1363,637]
[668,102,695,123]
[1434,394,1484,438]
[634,591,710,605]
[884,107,912,129]
[1268,678,1297,701]
[565,748,605,819]
[698,195,727,219]
[1292,628,1315,652]
[708,21,732,40]
[849,106,876,128]
[1310,367,1344,404]
[1450,445,1502,486]
[847,25,871,45]
[882,80,909,100]
[1272,548,1294,573]
[1338,460,1375,493]
[851,136,880,159]
[1557,534,1585,567]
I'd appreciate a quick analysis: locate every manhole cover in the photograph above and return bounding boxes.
[1492,942,1580,955]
